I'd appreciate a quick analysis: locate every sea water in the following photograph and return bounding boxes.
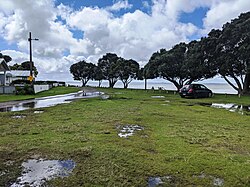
[67,79,237,94]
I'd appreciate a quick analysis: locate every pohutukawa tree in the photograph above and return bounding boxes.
[144,43,191,91]
[210,12,250,94]
[93,65,104,87]
[117,58,139,89]
[97,53,120,88]
[70,60,95,87]
[144,41,218,91]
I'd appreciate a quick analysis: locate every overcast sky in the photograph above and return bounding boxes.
[0,0,249,81]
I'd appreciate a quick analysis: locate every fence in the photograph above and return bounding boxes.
[0,86,16,94]
[34,84,50,94]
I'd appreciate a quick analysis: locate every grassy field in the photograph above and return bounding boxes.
[0,88,249,186]
[0,86,81,102]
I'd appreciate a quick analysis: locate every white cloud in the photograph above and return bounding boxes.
[107,0,133,11]
[0,0,249,81]
[203,0,250,32]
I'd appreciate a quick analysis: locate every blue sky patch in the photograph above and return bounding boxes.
[179,7,209,28]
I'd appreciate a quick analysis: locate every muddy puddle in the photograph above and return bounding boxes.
[193,173,224,186]
[0,91,103,112]
[148,176,173,187]
[118,125,144,138]
[149,174,224,186]
[11,115,26,119]
[151,96,165,98]
[11,159,76,187]
[200,103,250,115]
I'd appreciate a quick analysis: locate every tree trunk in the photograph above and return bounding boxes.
[144,79,147,90]
[243,73,250,94]
[82,81,86,87]
[123,83,128,89]
[166,79,181,91]
[222,75,241,94]
[98,80,102,87]
[122,80,128,89]
[109,79,117,88]
[81,78,89,87]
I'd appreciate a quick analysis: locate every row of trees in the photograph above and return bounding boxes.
[70,53,140,88]
[70,12,250,94]
[144,12,250,94]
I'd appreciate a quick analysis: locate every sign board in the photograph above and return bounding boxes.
[28,75,34,82]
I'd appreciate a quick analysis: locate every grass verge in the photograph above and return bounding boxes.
[0,86,81,102]
[0,88,249,186]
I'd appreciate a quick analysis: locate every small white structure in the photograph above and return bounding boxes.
[6,70,34,85]
[0,59,10,86]
[34,84,50,93]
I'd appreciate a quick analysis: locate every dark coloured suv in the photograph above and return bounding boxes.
[179,84,213,98]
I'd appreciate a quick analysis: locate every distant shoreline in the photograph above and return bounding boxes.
[66,80,238,95]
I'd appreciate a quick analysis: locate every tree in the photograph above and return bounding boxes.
[93,65,104,87]
[157,43,190,91]
[185,39,217,82]
[10,61,39,76]
[70,60,95,87]
[0,52,12,63]
[117,58,139,89]
[208,12,250,94]
[98,53,120,88]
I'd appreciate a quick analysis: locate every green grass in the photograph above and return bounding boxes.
[0,86,81,102]
[0,88,249,186]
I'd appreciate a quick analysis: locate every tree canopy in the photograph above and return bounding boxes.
[97,53,121,88]
[70,60,95,87]
[212,12,250,94]
[0,52,12,63]
[144,42,217,91]
[117,58,139,89]
[10,61,39,76]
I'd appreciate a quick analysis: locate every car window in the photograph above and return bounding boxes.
[200,85,206,89]
[193,85,200,89]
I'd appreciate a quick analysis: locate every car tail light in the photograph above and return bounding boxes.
[188,88,193,93]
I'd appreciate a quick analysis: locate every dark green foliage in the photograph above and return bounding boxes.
[16,84,34,95]
[97,53,120,88]
[157,43,189,90]
[10,61,38,76]
[144,43,216,91]
[211,12,250,94]
[0,52,12,63]
[185,39,217,81]
[117,59,139,88]
[70,60,95,87]
[93,65,104,87]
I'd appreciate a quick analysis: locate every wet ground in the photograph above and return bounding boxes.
[200,103,250,115]
[11,159,76,187]
[148,174,224,187]
[117,125,144,138]
[0,91,103,112]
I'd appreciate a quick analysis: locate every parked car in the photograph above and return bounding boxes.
[179,84,213,98]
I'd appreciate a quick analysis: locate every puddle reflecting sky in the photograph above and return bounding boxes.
[11,159,76,187]
[0,91,102,112]
[118,125,144,138]
[211,103,250,114]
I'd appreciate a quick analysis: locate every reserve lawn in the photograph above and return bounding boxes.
[0,88,249,186]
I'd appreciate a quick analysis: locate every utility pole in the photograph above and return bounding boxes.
[28,32,39,78]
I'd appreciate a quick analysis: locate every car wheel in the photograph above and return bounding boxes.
[208,92,213,98]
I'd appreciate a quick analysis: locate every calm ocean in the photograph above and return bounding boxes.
[66,79,238,95]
